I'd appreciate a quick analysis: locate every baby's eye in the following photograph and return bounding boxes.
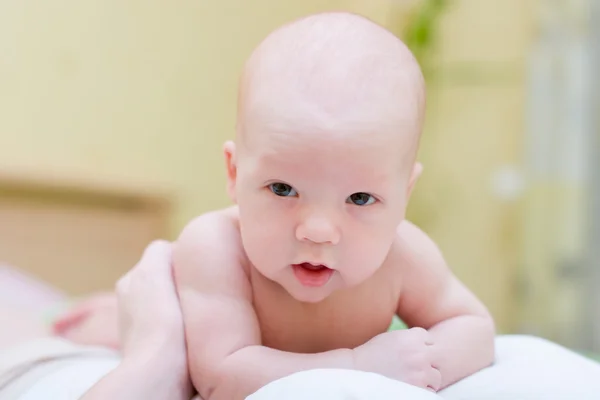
[269,182,298,197]
[347,192,376,206]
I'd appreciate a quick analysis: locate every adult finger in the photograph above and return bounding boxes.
[132,240,174,281]
[138,240,172,269]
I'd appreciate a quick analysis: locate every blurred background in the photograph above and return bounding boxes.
[0,0,598,354]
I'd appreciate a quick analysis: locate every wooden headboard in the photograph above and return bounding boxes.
[0,170,172,295]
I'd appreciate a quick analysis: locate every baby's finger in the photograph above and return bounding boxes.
[426,366,442,392]
[408,327,434,345]
[417,328,434,346]
[424,333,434,346]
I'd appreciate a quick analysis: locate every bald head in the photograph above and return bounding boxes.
[236,12,425,162]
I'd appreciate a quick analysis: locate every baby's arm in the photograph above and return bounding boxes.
[394,221,495,389]
[173,212,354,400]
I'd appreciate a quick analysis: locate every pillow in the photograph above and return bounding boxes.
[247,369,441,400]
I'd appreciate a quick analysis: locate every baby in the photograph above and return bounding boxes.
[52,11,495,400]
[172,11,495,400]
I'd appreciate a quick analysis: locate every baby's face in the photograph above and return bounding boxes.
[225,10,425,303]
[230,129,417,303]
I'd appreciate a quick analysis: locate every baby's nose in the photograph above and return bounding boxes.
[295,215,340,245]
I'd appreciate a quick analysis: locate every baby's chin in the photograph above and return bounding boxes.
[284,285,336,304]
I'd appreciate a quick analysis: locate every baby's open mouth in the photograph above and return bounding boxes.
[292,262,334,287]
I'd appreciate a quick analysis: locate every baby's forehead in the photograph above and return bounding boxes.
[240,106,417,172]
[245,129,408,181]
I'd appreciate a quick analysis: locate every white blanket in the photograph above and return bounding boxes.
[1,335,599,399]
[248,335,600,400]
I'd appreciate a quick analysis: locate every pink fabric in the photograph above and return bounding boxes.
[0,264,66,311]
[0,264,68,352]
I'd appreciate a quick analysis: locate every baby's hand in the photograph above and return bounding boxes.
[352,327,441,392]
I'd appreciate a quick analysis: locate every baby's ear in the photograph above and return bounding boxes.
[406,162,423,199]
[223,141,237,203]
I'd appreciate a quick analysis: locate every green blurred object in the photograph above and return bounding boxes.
[388,315,408,331]
[402,0,449,77]
[583,352,600,362]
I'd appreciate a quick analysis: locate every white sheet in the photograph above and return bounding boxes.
[247,369,441,400]
[248,335,600,400]
[17,358,120,400]
[2,335,599,399]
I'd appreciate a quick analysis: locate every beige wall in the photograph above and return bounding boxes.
[401,0,536,332]
[0,0,391,237]
[0,0,539,332]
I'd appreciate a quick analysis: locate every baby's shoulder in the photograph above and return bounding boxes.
[175,206,247,268]
[174,206,251,292]
[178,206,242,243]
[387,220,442,269]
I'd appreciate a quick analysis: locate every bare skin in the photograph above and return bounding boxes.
[56,11,495,400]
[172,12,494,400]
[2,242,192,400]
[174,208,494,400]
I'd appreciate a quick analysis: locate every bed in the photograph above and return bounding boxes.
[0,169,171,295]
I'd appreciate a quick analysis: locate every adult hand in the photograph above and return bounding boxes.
[82,240,194,400]
[115,240,193,397]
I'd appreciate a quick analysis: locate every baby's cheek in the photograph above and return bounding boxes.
[244,224,288,261]
[343,235,390,271]
[339,262,378,287]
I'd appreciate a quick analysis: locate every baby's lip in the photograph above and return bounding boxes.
[294,261,332,269]
[292,263,335,287]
